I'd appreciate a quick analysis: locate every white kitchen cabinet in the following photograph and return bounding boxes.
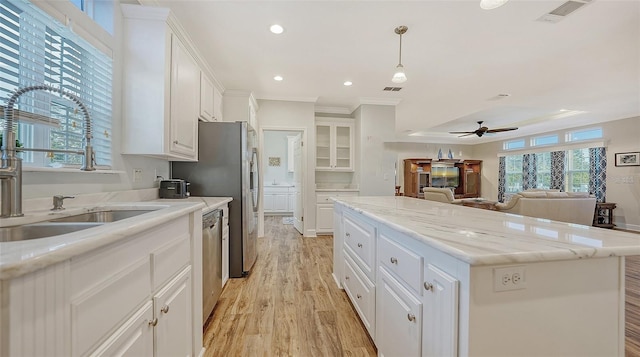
[154,267,192,357]
[376,267,423,357]
[264,186,294,214]
[91,301,154,357]
[315,118,354,171]
[422,264,458,357]
[223,90,258,129]
[199,72,215,122]
[213,85,223,121]
[121,5,199,161]
[315,191,358,234]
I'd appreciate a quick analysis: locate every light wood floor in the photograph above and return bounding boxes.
[203,216,376,356]
[204,220,640,356]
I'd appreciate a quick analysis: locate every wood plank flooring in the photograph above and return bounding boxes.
[203,217,376,356]
[204,220,640,356]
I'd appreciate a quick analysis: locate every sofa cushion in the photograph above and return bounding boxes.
[547,192,569,198]
[567,192,590,198]
[519,191,548,198]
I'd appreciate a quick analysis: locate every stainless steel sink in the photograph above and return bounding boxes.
[49,209,155,223]
[0,222,103,242]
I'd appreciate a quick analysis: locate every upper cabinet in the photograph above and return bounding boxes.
[315,118,354,171]
[199,72,223,122]
[223,90,258,129]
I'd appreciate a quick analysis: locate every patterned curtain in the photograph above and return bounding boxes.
[589,147,607,202]
[550,151,566,190]
[522,154,537,190]
[498,156,506,202]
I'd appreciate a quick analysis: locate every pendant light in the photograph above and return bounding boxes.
[480,0,509,10]
[392,25,408,84]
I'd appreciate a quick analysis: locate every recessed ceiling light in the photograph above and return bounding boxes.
[480,0,509,10]
[273,75,283,81]
[343,81,353,86]
[270,24,284,34]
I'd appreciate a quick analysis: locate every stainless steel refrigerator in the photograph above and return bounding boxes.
[172,121,259,278]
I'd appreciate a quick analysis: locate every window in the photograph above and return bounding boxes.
[503,139,525,150]
[504,155,523,193]
[566,127,602,142]
[69,0,113,34]
[531,135,558,147]
[566,148,590,192]
[0,0,112,168]
[535,152,551,189]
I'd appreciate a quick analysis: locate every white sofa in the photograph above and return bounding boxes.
[495,191,596,226]
[423,187,463,205]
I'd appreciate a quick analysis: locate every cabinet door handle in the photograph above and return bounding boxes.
[357,243,363,248]
[390,257,398,264]
[161,305,169,314]
[424,282,433,291]
[148,318,158,327]
[407,313,416,322]
[356,294,362,299]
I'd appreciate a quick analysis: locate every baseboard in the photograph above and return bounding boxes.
[197,347,206,357]
[305,229,317,237]
[332,273,343,289]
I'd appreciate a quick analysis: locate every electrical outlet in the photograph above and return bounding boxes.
[133,168,143,183]
[493,266,527,292]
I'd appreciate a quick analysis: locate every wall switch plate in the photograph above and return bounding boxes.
[133,168,143,182]
[493,265,527,292]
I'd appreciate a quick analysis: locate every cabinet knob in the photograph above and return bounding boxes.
[357,243,363,248]
[407,313,416,322]
[390,257,398,264]
[148,318,158,327]
[345,232,351,237]
[356,294,362,299]
[424,282,433,291]
[161,305,169,314]
[173,140,179,144]
[345,275,350,280]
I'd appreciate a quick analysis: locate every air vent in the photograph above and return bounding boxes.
[536,0,592,23]
[383,87,402,91]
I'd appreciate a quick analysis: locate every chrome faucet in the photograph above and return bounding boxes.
[0,85,96,217]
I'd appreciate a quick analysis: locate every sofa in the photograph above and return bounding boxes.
[494,190,596,226]
[423,187,463,205]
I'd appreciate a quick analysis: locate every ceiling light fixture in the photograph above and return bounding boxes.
[344,81,353,86]
[392,25,408,84]
[480,0,509,10]
[270,24,284,34]
[273,75,283,81]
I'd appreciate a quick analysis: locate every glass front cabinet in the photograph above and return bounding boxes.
[315,118,354,171]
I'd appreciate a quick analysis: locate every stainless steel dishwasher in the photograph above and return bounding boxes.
[202,209,222,323]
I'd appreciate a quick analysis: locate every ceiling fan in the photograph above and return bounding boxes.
[449,121,518,137]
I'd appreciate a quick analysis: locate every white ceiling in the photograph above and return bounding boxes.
[143,0,640,144]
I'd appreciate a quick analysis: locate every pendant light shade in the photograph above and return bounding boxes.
[392,26,408,83]
[480,0,509,10]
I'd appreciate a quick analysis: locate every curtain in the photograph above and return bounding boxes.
[498,156,506,202]
[522,154,537,190]
[550,151,566,190]
[589,147,607,202]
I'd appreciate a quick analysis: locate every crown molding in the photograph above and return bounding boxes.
[314,106,352,115]
[254,95,319,103]
[358,97,403,106]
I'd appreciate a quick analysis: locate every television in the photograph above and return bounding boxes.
[431,165,459,188]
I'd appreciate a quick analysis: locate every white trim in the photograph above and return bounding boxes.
[255,94,319,103]
[315,106,352,115]
[358,97,403,106]
[497,140,608,157]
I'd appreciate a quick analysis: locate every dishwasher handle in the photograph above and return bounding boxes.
[202,209,222,229]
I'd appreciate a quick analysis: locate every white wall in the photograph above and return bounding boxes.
[354,104,396,196]
[257,100,317,237]
[473,116,640,231]
[16,1,169,202]
[262,131,298,185]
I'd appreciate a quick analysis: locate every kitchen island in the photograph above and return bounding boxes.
[332,196,640,356]
[0,190,231,357]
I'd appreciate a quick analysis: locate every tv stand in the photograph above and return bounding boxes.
[402,159,482,198]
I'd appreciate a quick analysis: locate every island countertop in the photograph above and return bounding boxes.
[333,196,640,266]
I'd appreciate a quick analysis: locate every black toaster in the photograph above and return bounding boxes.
[159,179,190,199]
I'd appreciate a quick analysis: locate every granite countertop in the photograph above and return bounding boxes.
[0,190,233,280]
[316,187,360,192]
[333,196,640,266]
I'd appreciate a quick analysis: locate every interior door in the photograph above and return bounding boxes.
[293,134,304,234]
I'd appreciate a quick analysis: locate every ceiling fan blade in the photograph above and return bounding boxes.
[457,133,476,137]
[485,127,518,133]
[448,131,474,134]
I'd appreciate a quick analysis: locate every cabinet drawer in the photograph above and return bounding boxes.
[343,252,375,338]
[152,233,191,290]
[317,191,358,204]
[72,257,151,356]
[379,231,424,295]
[344,214,375,279]
[317,194,335,204]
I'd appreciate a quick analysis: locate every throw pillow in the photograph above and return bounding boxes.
[547,192,569,198]
[519,191,547,198]
[567,192,590,198]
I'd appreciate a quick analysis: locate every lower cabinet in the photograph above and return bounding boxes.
[316,191,358,234]
[422,264,458,357]
[91,301,154,357]
[376,267,422,357]
[154,267,192,357]
[264,186,295,214]
[222,205,230,287]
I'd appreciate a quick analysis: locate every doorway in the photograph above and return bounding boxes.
[261,129,304,235]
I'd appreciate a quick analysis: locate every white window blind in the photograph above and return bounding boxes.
[0,0,112,167]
